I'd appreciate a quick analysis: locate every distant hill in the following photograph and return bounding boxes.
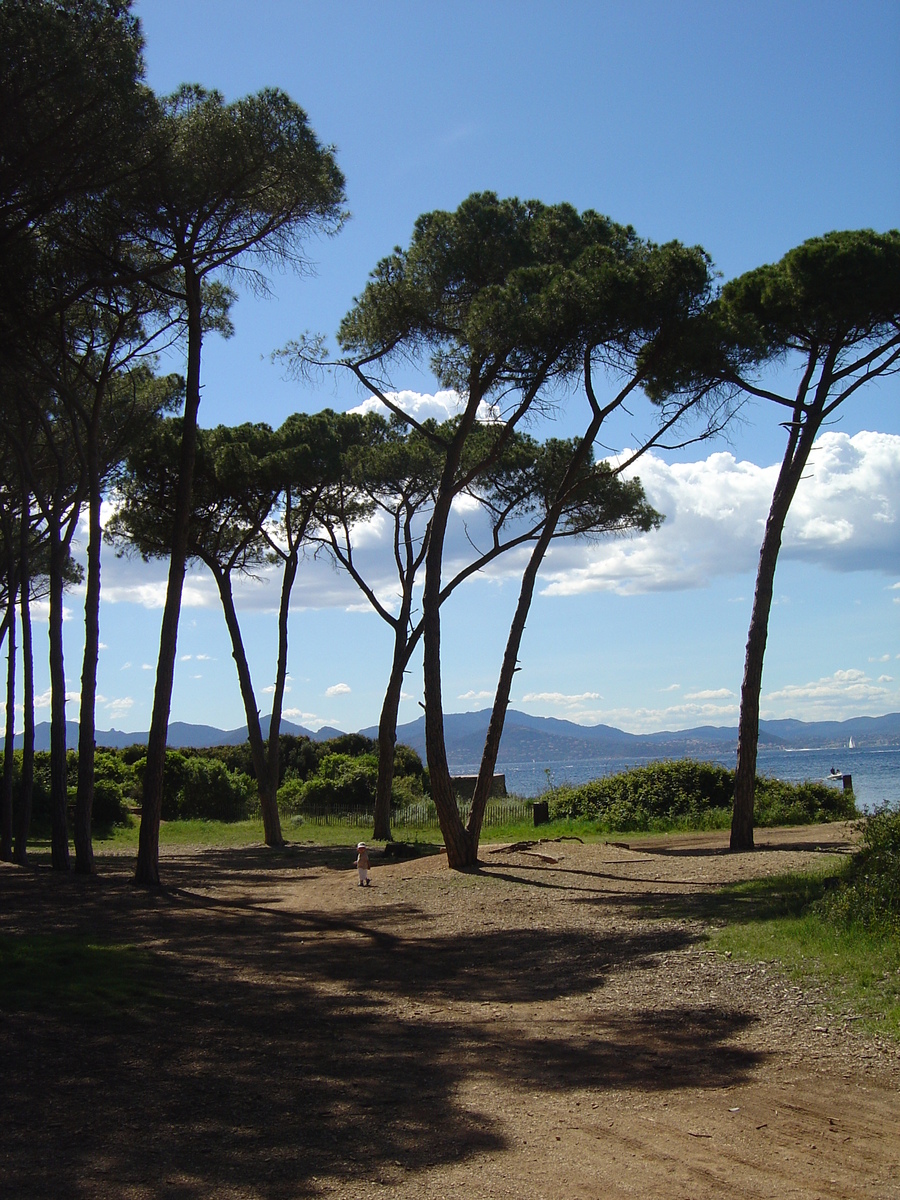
[15,716,334,752]
[363,709,900,763]
[16,709,900,757]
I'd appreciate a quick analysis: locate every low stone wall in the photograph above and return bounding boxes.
[450,774,507,800]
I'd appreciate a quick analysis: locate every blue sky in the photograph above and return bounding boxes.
[26,1,900,736]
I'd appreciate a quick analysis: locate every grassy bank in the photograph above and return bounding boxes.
[707,867,900,1040]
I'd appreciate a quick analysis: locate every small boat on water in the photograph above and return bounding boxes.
[849,736,856,749]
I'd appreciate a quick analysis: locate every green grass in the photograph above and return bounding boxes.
[84,812,731,855]
[89,813,588,852]
[0,934,165,1018]
[705,869,900,1040]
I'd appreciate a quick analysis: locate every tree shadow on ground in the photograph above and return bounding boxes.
[0,854,764,1199]
[602,869,841,926]
[630,832,854,859]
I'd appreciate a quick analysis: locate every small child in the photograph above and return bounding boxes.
[355,842,370,887]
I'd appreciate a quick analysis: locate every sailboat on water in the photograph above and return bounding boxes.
[848,736,856,750]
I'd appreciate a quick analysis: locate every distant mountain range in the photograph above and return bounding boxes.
[17,709,900,759]
[361,709,900,763]
[14,715,344,753]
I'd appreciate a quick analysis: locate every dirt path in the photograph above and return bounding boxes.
[1,823,897,1198]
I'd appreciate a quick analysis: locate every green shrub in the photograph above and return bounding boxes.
[390,772,427,806]
[178,756,254,821]
[300,753,378,810]
[548,759,858,833]
[90,778,129,825]
[318,733,377,761]
[12,750,136,827]
[276,777,306,816]
[754,776,856,825]
[549,759,733,830]
[815,804,900,932]
[133,751,254,821]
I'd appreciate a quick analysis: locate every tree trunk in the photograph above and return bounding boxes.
[260,554,298,848]
[468,523,555,847]
[14,540,34,865]
[731,418,820,850]
[1,590,16,861]
[135,268,203,886]
[47,522,70,870]
[74,455,102,874]
[421,487,475,869]
[373,641,407,841]
[469,369,609,848]
[211,560,283,847]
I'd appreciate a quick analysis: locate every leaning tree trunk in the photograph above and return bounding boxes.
[421,484,475,869]
[373,670,404,841]
[136,269,203,886]
[468,520,558,847]
[74,450,103,874]
[47,521,70,870]
[1,588,16,861]
[260,554,298,849]
[210,561,273,833]
[469,363,611,847]
[732,418,820,850]
[14,553,34,866]
[372,607,419,841]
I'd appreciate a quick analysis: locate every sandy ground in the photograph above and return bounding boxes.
[1,822,898,1199]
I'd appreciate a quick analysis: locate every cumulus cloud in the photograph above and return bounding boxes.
[102,577,217,609]
[556,699,740,733]
[92,429,900,619]
[105,697,135,720]
[522,691,601,706]
[761,668,900,720]
[29,600,74,624]
[34,688,80,710]
[325,682,351,697]
[541,431,900,596]
[684,688,736,700]
[350,389,499,424]
[458,690,494,701]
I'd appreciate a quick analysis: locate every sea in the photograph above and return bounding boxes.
[452,745,900,811]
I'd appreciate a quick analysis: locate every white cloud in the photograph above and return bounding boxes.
[350,388,500,424]
[33,688,80,710]
[458,689,494,701]
[540,431,900,596]
[128,579,215,609]
[105,697,135,720]
[684,688,735,700]
[761,668,900,720]
[282,708,338,730]
[325,682,351,697]
[522,691,601,706]
[559,699,741,733]
[29,600,75,624]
